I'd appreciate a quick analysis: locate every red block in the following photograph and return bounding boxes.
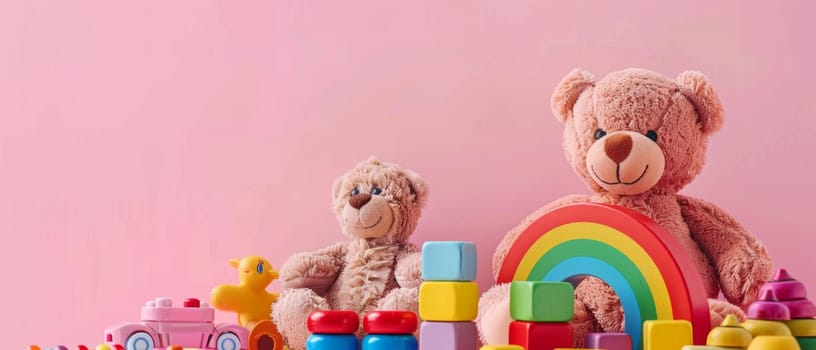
[364,311,418,334]
[508,321,572,350]
[307,310,360,334]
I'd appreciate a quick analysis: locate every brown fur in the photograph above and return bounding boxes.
[477,69,773,347]
[272,158,427,349]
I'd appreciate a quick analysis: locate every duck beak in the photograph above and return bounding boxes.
[270,270,279,280]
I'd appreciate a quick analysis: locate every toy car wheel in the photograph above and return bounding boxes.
[125,331,155,350]
[216,331,241,350]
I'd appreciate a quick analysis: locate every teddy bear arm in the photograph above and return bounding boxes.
[492,194,592,280]
[279,241,348,293]
[677,195,773,308]
[394,243,421,288]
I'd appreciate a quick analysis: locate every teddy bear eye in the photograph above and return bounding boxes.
[645,130,658,142]
[594,128,607,140]
[351,188,360,196]
[371,187,383,195]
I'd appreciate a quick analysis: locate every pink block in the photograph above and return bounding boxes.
[585,332,632,350]
[419,321,478,350]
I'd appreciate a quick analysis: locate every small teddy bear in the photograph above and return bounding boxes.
[272,157,428,350]
[476,68,773,347]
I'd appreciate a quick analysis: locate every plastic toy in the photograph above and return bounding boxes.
[360,310,418,350]
[747,268,816,349]
[419,322,478,350]
[421,241,477,281]
[363,311,418,334]
[643,320,693,350]
[706,315,752,348]
[746,335,801,349]
[508,321,572,350]
[495,203,710,348]
[104,297,248,350]
[585,332,632,350]
[479,346,524,350]
[418,281,479,321]
[211,256,285,350]
[273,158,426,350]
[510,281,573,322]
[742,289,793,337]
[307,310,360,334]
[306,310,360,350]
[211,256,280,327]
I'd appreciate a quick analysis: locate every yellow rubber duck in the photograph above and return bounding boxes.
[211,255,280,327]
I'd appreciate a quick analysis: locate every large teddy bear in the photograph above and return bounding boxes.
[476,68,773,347]
[272,157,427,349]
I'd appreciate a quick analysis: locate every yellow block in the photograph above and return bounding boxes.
[786,318,816,337]
[644,320,693,350]
[480,346,525,350]
[419,281,478,321]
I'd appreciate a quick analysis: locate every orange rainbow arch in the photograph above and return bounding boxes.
[497,203,710,349]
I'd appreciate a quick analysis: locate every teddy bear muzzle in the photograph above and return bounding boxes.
[585,130,666,195]
[342,192,396,239]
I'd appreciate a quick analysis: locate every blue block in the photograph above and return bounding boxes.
[421,241,477,281]
[307,334,360,350]
[362,334,418,350]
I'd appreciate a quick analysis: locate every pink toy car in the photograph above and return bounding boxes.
[105,297,249,350]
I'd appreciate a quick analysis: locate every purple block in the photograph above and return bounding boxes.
[419,321,478,350]
[586,332,632,350]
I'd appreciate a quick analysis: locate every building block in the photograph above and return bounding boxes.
[480,346,525,350]
[746,335,801,349]
[419,321,478,350]
[798,337,816,350]
[680,347,731,350]
[706,314,752,348]
[95,345,111,350]
[783,299,816,319]
[306,334,360,350]
[585,332,632,350]
[418,281,478,321]
[787,319,816,337]
[510,281,574,322]
[747,289,790,321]
[364,311,418,334]
[361,334,418,350]
[760,269,808,300]
[643,320,692,350]
[508,321,572,350]
[307,310,360,334]
[741,319,792,337]
[421,241,477,281]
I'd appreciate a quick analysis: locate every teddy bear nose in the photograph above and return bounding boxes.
[604,133,633,164]
[349,193,372,209]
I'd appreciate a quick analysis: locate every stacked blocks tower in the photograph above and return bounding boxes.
[306,310,360,350]
[508,281,574,350]
[586,332,632,350]
[762,269,816,350]
[741,288,793,338]
[362,311,419,350]
[419,241,479,350]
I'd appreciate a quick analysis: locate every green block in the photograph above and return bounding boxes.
[798,337,816,350]
[509,281,574,322]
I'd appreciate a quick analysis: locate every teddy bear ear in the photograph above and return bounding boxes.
[551,68,594,123]
[676,70,724,135]
[402,169,428,207]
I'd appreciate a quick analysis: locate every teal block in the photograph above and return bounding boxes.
[422,241,477,281]
[362,334,418,350]
[510,281,574,322]
[307,334,359,350]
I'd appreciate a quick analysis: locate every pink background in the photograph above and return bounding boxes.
[1,1,814,348]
